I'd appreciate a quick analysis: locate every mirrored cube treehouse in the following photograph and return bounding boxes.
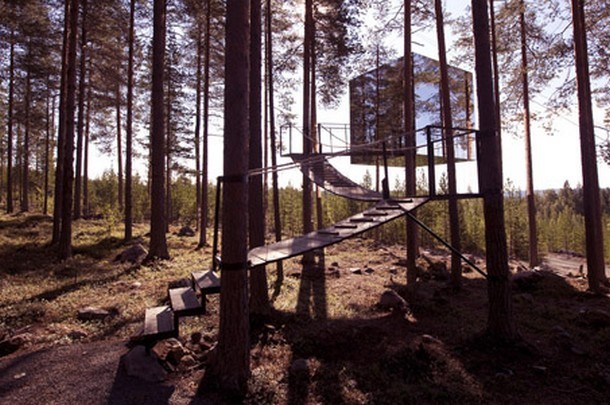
[349,52,476,168]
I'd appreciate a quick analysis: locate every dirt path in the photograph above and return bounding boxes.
[0,340,198,405]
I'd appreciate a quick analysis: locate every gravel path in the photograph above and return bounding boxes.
[0,340,196,405]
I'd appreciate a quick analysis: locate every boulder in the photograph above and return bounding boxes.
[178,226,195,237]
[77,306,112,321]
[290,358,309,377]
[378,290,409,313]
[512,270,545,290]
[350,268,362,275]
[115,244,148,264]
[123,346,167,382]
[0,335,27,357]
[428,261,449,280]
[152,338,187,366]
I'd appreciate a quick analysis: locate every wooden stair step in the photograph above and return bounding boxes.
[169,287,203,317]
[142,305,176,341]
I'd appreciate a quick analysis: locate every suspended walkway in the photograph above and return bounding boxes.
[134,125,484,342]
[290,154,383,201]
[248,197,428,267]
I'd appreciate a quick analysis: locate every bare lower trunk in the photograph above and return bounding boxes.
[146,0,169,261]
[266,0,283,281]
[249,0,269,315]
[21,71,31,213]
[472,0,515,339]
[125,0,135,242]
[435,0,461,289]
[211,0,250,395]
[74,0,87,220]
[404,0,418,286]
[198,0,211,248]
[571,0,607,291]
[302,0,314,265]
[519,0,538,268]
[116,77,123,213]
[6,30,15,214]
[58,0,80,260]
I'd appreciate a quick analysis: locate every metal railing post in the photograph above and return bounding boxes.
[382,141,390,199]
[212,176,222,272]
[318,123,322,154]
[426,126,436,196]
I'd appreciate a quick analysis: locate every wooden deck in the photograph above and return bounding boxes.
[248,198,428,267]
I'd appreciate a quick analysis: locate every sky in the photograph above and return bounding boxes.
[87,0,610,193]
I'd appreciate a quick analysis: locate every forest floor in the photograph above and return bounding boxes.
[0,212,609,404]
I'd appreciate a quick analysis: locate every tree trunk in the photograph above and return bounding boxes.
[58,0,80,260]
[519,0,538,268]
[488,0,503,176]
[404,0,418,286]
[7,29,15,214]
[212,0,250,395]
[43,86,53,216]
[571,0,607,291]
[266,0,283,283]
[311,37,323,231]
[83,57,92,217]
[146,0,169,261]
[198,0,211,248]
[165,58,172,232]
[194,25,202,234]
[53,0,71,243]
[116,63,123,213]
[125,0,135,242]
[21,70,31,213]
[302,0,314,265]
[471,0,515,340]
[74,0,88,220]
[249,0,270,315]
[435,0,461,289]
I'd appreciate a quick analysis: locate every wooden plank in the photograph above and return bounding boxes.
[169,287,203,317]
[142,306,176,340]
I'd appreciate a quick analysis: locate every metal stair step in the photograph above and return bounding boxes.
[169,287,203,317]
[141,305,176,341]
[192,270,221,313]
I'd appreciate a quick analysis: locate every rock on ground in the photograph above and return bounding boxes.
[378,290,409,313]
[115,244,148,264]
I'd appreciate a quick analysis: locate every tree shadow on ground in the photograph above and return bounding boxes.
[264,268,609,404]
[0,214,52,230]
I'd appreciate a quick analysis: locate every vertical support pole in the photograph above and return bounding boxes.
[382,141,390,199]
[426,126,436,196]
[288,123,292,155]
[212,176,222,272]
[318,123,322,154]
